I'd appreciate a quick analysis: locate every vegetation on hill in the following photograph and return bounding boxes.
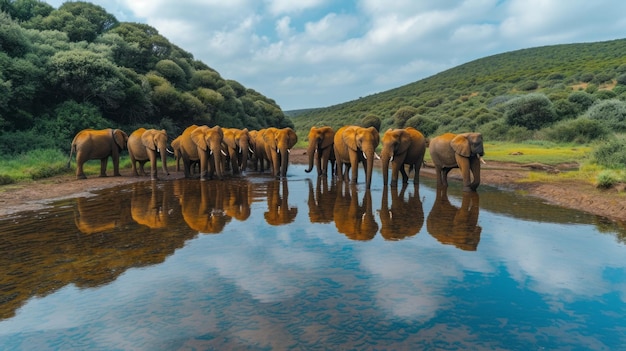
[291,38,626,171]
[0,0,292,155]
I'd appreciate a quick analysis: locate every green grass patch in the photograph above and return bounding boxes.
[0,149,73,183]
[478,141,592,165]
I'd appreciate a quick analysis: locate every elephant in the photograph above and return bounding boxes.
[304,126,336,177]
[428,132,485,192]
[333,125,380,189]
[127,128,170,180]
[426,188,481,251]
[378,183,424,241]
[180,179,232,233]
[178,125,226,180]
[381,127,426,187]
[67,128,129,179]
[306,176,337,224]
[222,127,251,176]
[264,179,298,225]
[262,127,298,178]
[250,129,269,172]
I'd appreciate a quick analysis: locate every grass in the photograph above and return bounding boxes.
[0,149,136,185]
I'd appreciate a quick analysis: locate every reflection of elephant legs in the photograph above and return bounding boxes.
[426,187,481,250]
[334,182,378,240]
[379,183,424,240]
[265,180,298,225]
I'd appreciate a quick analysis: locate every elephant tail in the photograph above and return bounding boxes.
[67,141,76,169]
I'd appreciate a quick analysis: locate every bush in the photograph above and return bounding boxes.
[568,91,597,110]
[585,99,626,132]
[517,80,539,91]
[391,106,418,128]
[404,115,438,137]
[596,170,618,188]
[593,136,626,168]
[361,114,381,131]
[553,99,581,120]
[504,93,557,130]
[543,117,609,143]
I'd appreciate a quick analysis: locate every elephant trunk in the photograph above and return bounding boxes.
[365,149,375,189]
[160,147,169,176]
[280,146,290,178]
[305,139,316,173]
[381,151,391,186]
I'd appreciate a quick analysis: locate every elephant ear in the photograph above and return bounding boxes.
[451,134,470,157]
[367,126,380,145]
[113,129,128,149]
[141,130,156,151]
[191,127,208,151]
[320,127,334,149]
[396,130,411,154]
[342,126,358,150]
[287,128,298,149]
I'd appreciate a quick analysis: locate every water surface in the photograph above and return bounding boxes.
[1,165,625,350]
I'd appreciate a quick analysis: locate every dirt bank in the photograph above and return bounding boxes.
[1,148,625,223]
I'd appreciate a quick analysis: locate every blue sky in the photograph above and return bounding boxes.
[42,0,626,110]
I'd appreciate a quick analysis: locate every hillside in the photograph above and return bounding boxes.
[0,1,292,155]
[291,38,626,146]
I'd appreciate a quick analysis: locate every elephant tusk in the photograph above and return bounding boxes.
[375,152,381,160]
[390,155,394,162]
[221,150,228,156]
[166,147,174,155]
[249,147,254,154]
[362,151,367,160]
[287,148,291,154]
[479,155,486,165]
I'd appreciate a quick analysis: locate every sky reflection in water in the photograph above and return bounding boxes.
[0,164,625,350]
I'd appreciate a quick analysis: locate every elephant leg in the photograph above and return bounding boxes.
[399,164,409,184]
[469,158,481,191]
[76,157,87,179]
[99,158,108,177]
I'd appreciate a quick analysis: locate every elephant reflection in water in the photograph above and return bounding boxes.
[131,182,176,229]
[223,181,251,221]
[334,182,379,241]
[427,188,481,251]
[74,192,133,234]
[379,183,424,241]
[306,176,338,224]
[265,179,298,225]
[178,180,232,233]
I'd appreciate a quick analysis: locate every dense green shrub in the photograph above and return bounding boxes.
[594,90,617,100]
[504,93,557,130]
[593,136,626,168]
[517,80,539,91]
[404,115,438,137]
[616,73,626,85]
[392,106,418,128]
[585,99,626,132]
[361,114,381,131]
[543,117,609,143]
[553,99,580,120]
[568,91,597,110]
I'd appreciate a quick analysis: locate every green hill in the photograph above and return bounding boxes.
[291,38,626,147]
[0,1,292,155]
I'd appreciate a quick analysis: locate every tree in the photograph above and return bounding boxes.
[392,106,418,128]
[36,1,118,42]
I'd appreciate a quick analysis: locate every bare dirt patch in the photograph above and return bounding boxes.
[2,149,626,224]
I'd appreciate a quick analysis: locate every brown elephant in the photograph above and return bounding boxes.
[306,176,337,224]
[304,126,336,177]
[379,183,424,241]
[127,128,170,180]
[222,181,251,221]
[180,180,232,233]
[262,127,298,178]
[67,128,129,179]
[428,132,485,192]
[264,179,298,225]
[178,125,226,180]
[334,125,380,189]
[250,129,269,172]
[381,127,426,187]
[426,188,481,251]
[334,182,378,241]
[222,127,251,176]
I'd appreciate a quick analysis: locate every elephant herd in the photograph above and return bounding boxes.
[67,125,298,181]
[67,125,485,192]
[305,125,485,192]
